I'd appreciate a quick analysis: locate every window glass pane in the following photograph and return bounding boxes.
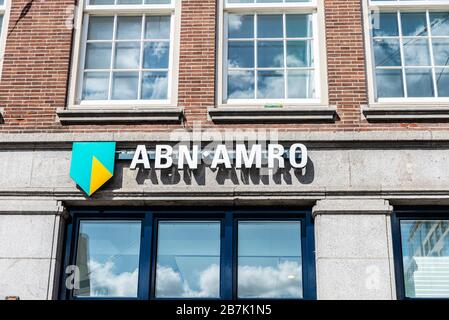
[286,14,312,38]
[117,0,142,4]
[228,41,254,68]
[226,12,315,102]
[257,70,285,99]
[90,0,115,4]
[228,14,254,39]
[88,16,114,40]
[401,220,449,298]
[286,40,313,67]
[85,43,112,69]
[373,39,401,67]
[116,16,142,40]
[257,41,284,68]
[228,70,255,99]
[238,221,303,299]
[81,14,172,102]
[403,39,430,66]
[372,12,399,37]
[141,71,168,99]
[432,39,449,66]
[145,0,171,3]
[145,16,171,39]
[430,12,449,37]
[74,221,141,298]
[114,42,141,69]
[155,221,221,298]
[436,68,449,97]
[112,72,139,99]
[405,68,434,97]
[287,70,314,99]
[82,72,110,100]
[376,69,404,98]
[143,42,170,69]
[401,12,428,37]
[257,15,283,38]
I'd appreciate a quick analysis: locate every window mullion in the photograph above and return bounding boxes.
[426,10,439,98]
[108,15,117,101]
[283,13,288,99]
[138,15,145,100]
[254,13,258,99]
[397,10,408,98]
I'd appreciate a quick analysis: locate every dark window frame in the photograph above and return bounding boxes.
[392,207,449,300]
[60,207,316,300]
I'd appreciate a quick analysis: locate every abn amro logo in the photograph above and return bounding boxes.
[70,142,116,196]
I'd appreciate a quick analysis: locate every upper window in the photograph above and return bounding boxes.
[368,1,449,101]
[71,0,177,106]
[221,0,324,104]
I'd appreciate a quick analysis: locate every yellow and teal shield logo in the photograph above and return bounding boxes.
[70,142,116,196]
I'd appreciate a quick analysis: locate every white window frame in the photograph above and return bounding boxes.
[0,0,11,79]
[364,0,449,105]
[67,0,180,109]
[217,0,328,107]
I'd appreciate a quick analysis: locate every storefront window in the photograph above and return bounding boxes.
[155,221,221,298]
[64,210,316,300]
[238,221,303,299]
[74,221,142,298]
[400,220,449,298]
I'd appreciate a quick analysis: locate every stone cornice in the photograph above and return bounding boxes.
[2,130,449,149]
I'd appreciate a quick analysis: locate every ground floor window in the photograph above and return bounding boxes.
[393,208,449,299]
[61,209,316,300]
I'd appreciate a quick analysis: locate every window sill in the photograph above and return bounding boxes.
[208,106,337,124]
[362,105,449,122]
[57,107,184,125]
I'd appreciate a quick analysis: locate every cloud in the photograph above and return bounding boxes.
[142,73,168,100]
[228,70,254,99]
[228,15,244,33]
[238,261,303,298]
[83,260,139,297]
[155,261,302,299]
[156,264,220,298]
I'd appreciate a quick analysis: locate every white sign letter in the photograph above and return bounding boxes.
[211,145,232,169]
[289,143,308,169]
[178,145,198,169]
[130,145,151,169]
[235,144,262,169]
[268,144,285,169]
[155,145,173,169]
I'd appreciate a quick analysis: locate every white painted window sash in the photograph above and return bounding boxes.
[365,0,449,104]
[69,0,179,108]
[221,0,323,105]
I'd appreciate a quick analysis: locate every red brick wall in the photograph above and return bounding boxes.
[0,0,445,133]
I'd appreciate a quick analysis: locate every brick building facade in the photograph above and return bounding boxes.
[0,0,449,300]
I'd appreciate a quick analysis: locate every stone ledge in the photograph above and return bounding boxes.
[0,199,64,215]
[312,199,393,217]
[57,107,184,125]
[208,106,337,123]
[362,105,449,122]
